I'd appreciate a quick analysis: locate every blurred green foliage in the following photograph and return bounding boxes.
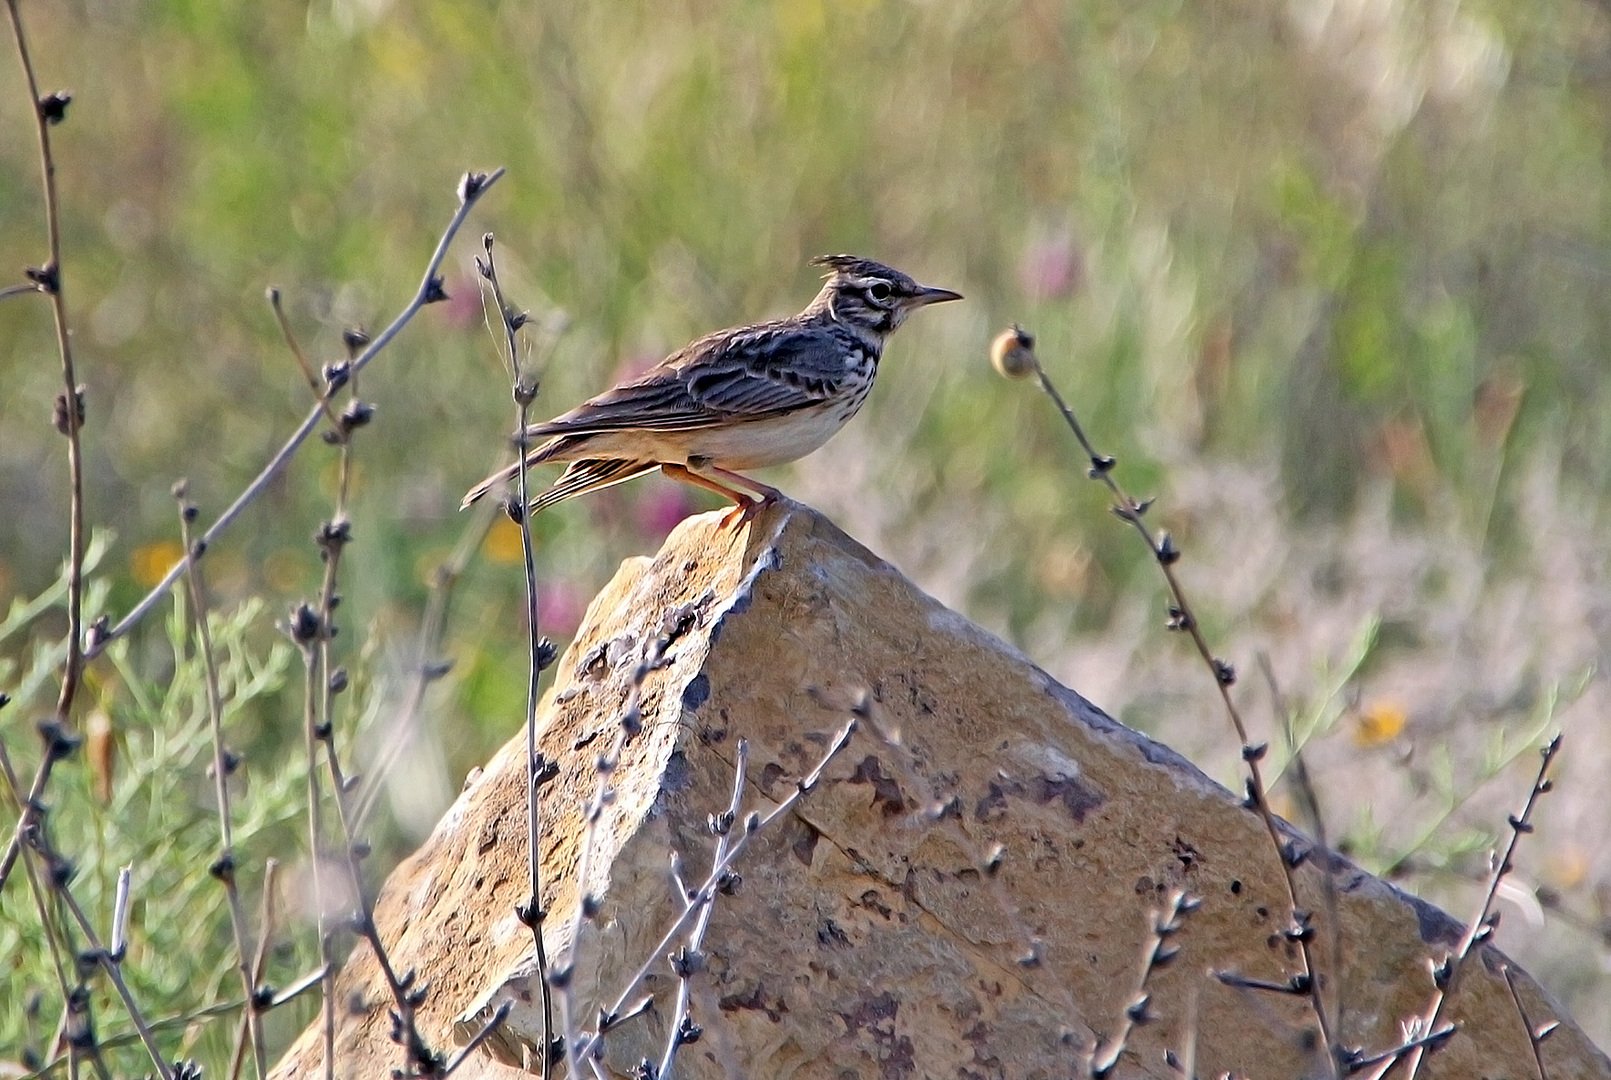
[5,1,1609,632]
[4,0,1611,1069]
[0,562,312,1073]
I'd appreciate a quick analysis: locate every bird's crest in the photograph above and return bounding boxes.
[812,254,902,281]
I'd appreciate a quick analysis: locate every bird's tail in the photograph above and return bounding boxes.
[460,430,582,510]
[461,458,656,513]
[529,459,657,513]
[460,460,520,509]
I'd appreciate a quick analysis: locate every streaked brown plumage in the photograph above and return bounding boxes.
[462,255,961,514]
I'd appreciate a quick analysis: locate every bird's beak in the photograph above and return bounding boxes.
[909,284,963,307]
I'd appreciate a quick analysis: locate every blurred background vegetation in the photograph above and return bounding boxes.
[3,0,1608,1070]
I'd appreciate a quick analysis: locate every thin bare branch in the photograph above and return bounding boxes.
[266,286,343,429]
[443,1001,514,1078]
[1369,734,1563,1080]
[229,858,281,1080]
[998,326,1338,1073]
[177,483,266,1078]
[476,232,557,1080]
[22,998,247,1080]
[0,734,78,1034]
[657,740,751,1080]
[293,630,337,1080]
[5,0,86,723]
[1344,1028,1457,1074]
[84,167,505,658]
[44,858,175,1078]
[266,964,332,1010]
[0,0,88,902]
[291,294,446,1077]
[556,626,682,1077]
[575,717,858,1065]
[1501,965,1549,1080]
[1260,652,1348,1040]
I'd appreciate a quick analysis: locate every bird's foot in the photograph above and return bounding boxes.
[718,486,784,528]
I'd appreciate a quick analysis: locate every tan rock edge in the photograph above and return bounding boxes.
[271,499,1610,1079]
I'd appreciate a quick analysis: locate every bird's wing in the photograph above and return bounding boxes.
[526,323,850,438]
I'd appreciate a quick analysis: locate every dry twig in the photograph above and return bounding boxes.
[0,0,89,901]
[476,234,559,1078]
[574,716,860,1069]
[176,483,266,1078]
[1366,734,1563,1079]
[654,739,752,1080]
[85,168,504,657]
[1088,890,1200,1078]
[993,325,1339,1072]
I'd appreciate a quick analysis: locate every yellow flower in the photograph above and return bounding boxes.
[1354,700,1407,747]
[1545,846,1588,891]
[130,539,184,588]
[1267,790,1297,822]
[320,460,363,500]
[87,711,116,804]
[482,517,527,565]
[263,549,305,594]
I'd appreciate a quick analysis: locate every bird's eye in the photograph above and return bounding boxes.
[867,282,893,303]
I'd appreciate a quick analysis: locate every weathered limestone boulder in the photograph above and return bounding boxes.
[272,499,1609,1079]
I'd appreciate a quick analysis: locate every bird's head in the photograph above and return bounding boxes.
[807,254,962,335]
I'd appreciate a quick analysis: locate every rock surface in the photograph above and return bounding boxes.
[271,499,1609,1079]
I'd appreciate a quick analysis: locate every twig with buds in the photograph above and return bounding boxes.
[653,739,752,1080]
[32,843,175,1077]
[289,592,339,1077]
[4,719,171,1076]
[575,716,859,1070]
[175,482,266,1078]
[993,325,1340,1074]
[0,728,86,1073]
[476,233,560,1079]
[229,858,282,1080]
[21,962,331,1080]
[1365,734,1563,1079]
[279,306,448,1077]
[1260,653,1348,1040]
[1088,890,1200,1078]
[85,168,504,659]
[554,626,679,1078]
[0,0,88,903]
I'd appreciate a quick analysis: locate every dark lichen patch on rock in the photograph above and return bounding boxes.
[848,755,906,817]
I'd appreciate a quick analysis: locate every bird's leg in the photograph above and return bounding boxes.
[661,462,780,527]
[712,475,782,526]
[660,463,755,507]
[702,465,781,505]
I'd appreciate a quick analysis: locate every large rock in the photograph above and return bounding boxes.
[272,499,1609,1079]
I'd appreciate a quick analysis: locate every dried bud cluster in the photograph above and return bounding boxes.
[990,325,1038,380]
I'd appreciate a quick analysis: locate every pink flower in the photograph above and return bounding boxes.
[610,352,664,385]
[1019,232,1084,301]
[634,484,699,540]
[435,273,483,330]
[533,581,586,639]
